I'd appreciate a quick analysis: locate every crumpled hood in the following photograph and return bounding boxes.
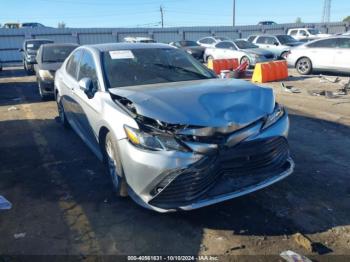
[245,48,274,56]
[109,79,275,128]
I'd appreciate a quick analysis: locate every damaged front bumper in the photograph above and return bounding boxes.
[118,112,293,213]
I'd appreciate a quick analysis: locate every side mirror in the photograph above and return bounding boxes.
[274,42,279,46]
[79,77,96,99]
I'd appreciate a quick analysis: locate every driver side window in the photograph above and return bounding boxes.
[78,51,99,90]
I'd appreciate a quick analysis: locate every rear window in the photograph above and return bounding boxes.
[42,45,77,63]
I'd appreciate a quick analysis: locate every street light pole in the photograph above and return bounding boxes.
[233,0,236,27]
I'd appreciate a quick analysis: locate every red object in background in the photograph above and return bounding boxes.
[212,59,239,74]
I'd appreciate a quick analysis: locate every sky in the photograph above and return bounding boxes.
[0,0,349,28]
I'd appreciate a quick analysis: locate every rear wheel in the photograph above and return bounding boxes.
[104,132,128,197]
[207,55,214,63]
[240,56,251,68]
[281,51,289,60]
[296,57,312,75]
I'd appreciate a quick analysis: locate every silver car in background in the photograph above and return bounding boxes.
[287,36,350,75]
[249,35,303,59]
[204,40,276,67]
[55,43,294,212]
[197,36,230,48]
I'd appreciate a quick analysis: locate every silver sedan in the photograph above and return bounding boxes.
[54,43,294,212]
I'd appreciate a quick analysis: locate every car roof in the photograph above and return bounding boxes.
[86,43,171,52]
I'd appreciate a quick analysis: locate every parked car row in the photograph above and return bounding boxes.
[2,22,47,29]
[19,39,79,99]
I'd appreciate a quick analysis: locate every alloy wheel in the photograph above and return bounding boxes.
[297,58,311,74]
[241,56,250,68]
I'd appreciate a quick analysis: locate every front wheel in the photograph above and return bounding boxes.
[104,132,128,197]
[296,57,312,75]
[56,93,70,128]
[38,81,49,101]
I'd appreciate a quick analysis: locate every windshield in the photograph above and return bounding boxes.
[42,46,77,63]
[234,40,258,49]
[178,41,199,47]
[103,48,216,88]
[308,29,321,35]
[276,35,298,44]
[26,40,53,51]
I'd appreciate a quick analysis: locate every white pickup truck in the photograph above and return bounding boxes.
[287,28,331,42]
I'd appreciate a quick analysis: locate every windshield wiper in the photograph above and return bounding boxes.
[153,63,211,79]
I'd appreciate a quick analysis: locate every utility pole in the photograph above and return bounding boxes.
[160,5,164,28]
[232,0,236,27]
[322,0,331,23]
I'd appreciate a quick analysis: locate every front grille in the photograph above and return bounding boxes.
[264,54,274,59]
[150,136,289,208]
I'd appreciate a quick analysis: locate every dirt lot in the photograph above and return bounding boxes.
[0,67,349,261]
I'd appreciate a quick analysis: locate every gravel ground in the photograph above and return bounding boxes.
[0,67,349,261]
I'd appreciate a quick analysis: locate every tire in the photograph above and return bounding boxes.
[206,55,214,63]
[296,57,312,75]
[56,93,70,128]
[280,51,289,60]
[103,132,128,197]
[240,56,251,68]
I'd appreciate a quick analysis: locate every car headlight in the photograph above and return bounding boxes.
[186,49,193,54]
[263,104,285,129]
[39,69,54,80]
[124,125,189,152]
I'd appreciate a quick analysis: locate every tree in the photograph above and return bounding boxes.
[295,17,303,23]
[58,22,66,28]
[343,16,350,23]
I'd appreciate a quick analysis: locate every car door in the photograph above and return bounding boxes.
[255,36,279,57]
[72,50,103,153]
[334,38,350,71]
[255,36,270,49]
[306,38,338,69]
[298,30,309,40]
[59,49,83,126]
[214,42,239,59]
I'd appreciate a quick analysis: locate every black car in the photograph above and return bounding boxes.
[20,39,54,74]
[35,43,78,99]
[170,40,206,61]
[21,22,46,28]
